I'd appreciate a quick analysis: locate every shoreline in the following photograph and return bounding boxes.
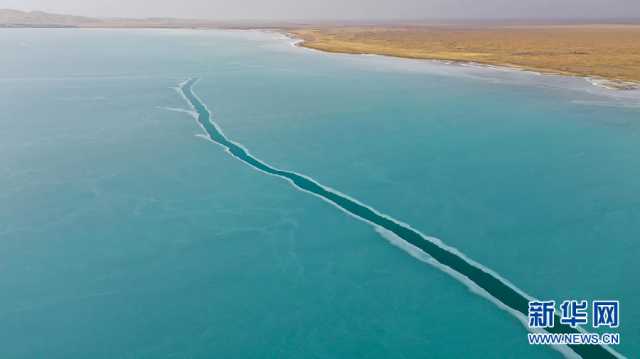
[285,28,640,91]
[3,24,639,92]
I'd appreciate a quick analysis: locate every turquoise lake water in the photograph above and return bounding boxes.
[1,29,639,358]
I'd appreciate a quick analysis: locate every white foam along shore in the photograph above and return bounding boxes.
[283,31,640,93]
[586,77,640,91]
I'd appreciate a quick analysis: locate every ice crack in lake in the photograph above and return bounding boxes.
[176,78,621,359]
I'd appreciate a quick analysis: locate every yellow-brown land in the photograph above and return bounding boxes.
[290,26,640,87]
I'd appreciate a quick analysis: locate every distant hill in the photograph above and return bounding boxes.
[0,9,264,28]
[0,9,101,27]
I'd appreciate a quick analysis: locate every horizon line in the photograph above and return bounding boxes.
[2,8,640,25]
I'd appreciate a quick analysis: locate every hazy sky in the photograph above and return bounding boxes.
[1,0,639,20]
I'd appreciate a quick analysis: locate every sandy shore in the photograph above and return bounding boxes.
[289,26,640,90]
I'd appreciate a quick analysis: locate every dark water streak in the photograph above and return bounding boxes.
[179,78,616,359]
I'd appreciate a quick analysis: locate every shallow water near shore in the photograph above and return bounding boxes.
[1,29,638,358]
